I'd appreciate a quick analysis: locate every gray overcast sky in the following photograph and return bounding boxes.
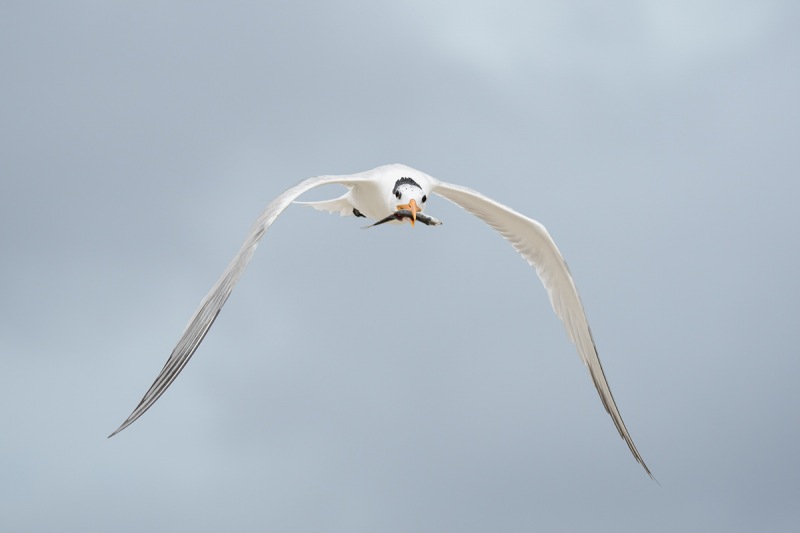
[2,1,799,531]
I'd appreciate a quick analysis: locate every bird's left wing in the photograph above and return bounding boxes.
[109,173,368,437]
[432,180,653,478]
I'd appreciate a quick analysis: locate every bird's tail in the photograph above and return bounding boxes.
[294,193,354,217]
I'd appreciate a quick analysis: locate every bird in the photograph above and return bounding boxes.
[109,163,653,478]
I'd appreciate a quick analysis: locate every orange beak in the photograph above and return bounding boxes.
[396,198,419,227]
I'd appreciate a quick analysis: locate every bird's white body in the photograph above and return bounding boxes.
[296,164,438,221]
[110,163,653,479]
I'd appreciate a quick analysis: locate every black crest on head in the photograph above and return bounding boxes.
[392,177,421,196]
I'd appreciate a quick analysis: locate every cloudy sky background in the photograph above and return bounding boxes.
[2,1,799,531]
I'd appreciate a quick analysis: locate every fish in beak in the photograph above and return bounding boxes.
[396,198,419,226]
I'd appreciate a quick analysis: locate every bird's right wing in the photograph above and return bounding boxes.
[432,180,653,478]
[109,173,369,437]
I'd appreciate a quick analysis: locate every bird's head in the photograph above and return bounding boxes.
[392,177,428,227]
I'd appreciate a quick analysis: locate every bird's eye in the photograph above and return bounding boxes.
[422,195,427,203]
[395,191,401,199]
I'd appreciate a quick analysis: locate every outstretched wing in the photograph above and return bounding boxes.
[433,180,653,478]
[109,173,368,437]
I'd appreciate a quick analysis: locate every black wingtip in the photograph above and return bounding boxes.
[107,413,137,439]
[107,422,126,439]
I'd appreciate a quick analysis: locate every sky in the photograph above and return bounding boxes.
[2,1,799,531]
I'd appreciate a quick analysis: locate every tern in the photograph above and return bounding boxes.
[110,163,653,478]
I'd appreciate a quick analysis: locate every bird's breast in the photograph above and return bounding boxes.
[350,182,394,220]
